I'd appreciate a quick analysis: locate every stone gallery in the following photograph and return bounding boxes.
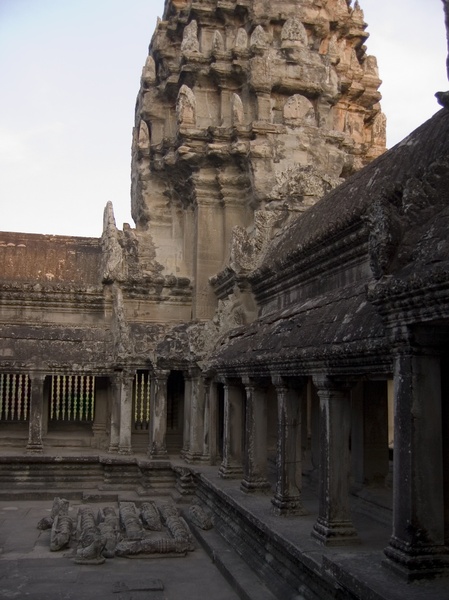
[0,0,449,597]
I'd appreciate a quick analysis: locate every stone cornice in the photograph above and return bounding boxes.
[367,269,449,324]
[210,341,392,380]
[250,221,368,306]
[0,282,105,310]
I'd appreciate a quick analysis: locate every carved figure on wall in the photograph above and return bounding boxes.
[177,85,196,127]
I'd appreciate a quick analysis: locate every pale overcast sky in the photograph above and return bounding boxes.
[0,0,447,238]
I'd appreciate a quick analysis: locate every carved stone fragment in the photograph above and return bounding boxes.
[140,501,162,531]
[119,501,144,540]
[37,497,69,530]
[75,506,105,565]
[115,537,190,556]
[98,506,120,558]
[189,502,213,530]
[50,514,73,552]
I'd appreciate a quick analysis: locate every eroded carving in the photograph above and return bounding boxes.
[177,85,196,127]
[181,20,200,55]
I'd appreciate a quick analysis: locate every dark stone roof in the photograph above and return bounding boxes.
[252,108,449,284]
[211,283,389,376]
[209,107,449,375]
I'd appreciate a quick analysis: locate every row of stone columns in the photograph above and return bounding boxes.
[217,374,359,544]
[215,345,449,578]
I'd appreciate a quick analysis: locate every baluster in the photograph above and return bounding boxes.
[56,375,62,420]
[89,376,95,421]
[10,374,17,420]
[0,373,4,420]
[62,375,67,421]
[79,376,85,421]
[5,374,11,420]
[73,376,79,421]
[24,375,30,420]
[145,373,151,429]
[84,376,89,421]
[66,375,72,421]
[139,372,145,428]
[50,376,55,420]
[16,374,23,420]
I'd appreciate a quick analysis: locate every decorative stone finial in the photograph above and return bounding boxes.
[250,25,269,53]
[142,55,156,85]
[181,20,200,54]
[281,17,308,48]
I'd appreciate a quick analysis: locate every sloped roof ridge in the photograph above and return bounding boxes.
[253,108,449,280]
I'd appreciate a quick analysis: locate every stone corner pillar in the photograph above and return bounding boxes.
[184,368,209,464]
[26,373,46,454]
[108,372,121,454]
[117,370,135,455]
[148,370,169,459]
[271,375,308,516]
[240,376,271,494]
[218,379,244,479]
[383,347,449,580]
[311,374,360,546]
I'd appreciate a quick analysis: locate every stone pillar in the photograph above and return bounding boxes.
[311,375,359,546]
[148,370,168,458]
[108,373,121,453]
[182,372,192,458]
[271,376,307,516]
[26,373,45,454]
[219,381,244,479]
[241,378,270,493]
[92,381,108,449]
[192,170,224,320]
[203,376,211,464]
[384,348,449,579]
[184,369,207,463]
[207,380,222,465]
[118,370,135,455]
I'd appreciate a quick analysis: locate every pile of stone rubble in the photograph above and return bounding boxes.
[37,496,212,564]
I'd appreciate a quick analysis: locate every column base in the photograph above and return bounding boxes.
[118,447,132,455]
[240,477,271,494]
[108,443,119,454]
[148,447,168,459]
[271,493,308,516]
[219,463,244,479]
[383,537,449,581]
[183,451,209,464]
[26,442,43,455]
[311,517,360,546]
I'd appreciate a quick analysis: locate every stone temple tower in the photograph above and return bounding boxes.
[129,0,386,322]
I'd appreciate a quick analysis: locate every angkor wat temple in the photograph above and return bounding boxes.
[1,1,448,597]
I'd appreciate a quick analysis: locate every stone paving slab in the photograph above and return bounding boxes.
[0,500,241,600]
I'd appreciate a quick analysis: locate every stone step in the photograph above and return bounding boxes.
[183,510,279,600]
[0,437,28,447]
